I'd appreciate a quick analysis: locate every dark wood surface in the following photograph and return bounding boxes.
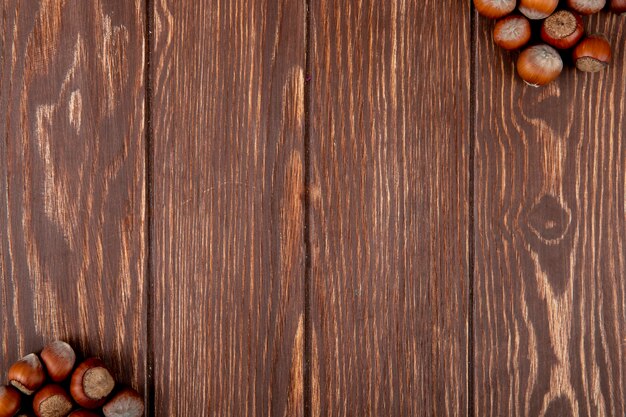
[308,1,470,415]
[1,1,625,416]
[0,0,146,391]
[150,0,306,415]
[474,12,626,417]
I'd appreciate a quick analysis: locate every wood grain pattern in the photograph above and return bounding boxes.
[150,0,306,415]
[0,0,146,390]
[4,1,625,415]
[308,1,471,415]
[474,12,626,417]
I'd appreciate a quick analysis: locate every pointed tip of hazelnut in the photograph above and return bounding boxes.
[43,341,75,362]
[523,81,541,88]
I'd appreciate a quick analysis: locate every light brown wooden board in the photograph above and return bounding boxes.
[150,0,307,415]
[0,0,146,393]
[474,12,626,417]
[308,1,471,415]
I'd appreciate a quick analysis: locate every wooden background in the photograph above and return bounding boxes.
[0,0,624,416]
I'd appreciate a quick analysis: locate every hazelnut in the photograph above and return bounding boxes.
[541,10,584,49]
[517,44,563,86]
[8,354,46,395]
[40,341,76,383]
[519,0,559,19]
[611,0,626,13]
[567,0,606,14]
[473,0,517,19]
[32,385,73,417]
[102,388,144,417]
[70,358,115,409]
[0,386,21,417]
[574,35,612,72]
[494,14,532,50]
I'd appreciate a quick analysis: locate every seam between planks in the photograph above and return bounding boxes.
[144,0,155,415]
[468,3,476,417]
[303,0,312,416]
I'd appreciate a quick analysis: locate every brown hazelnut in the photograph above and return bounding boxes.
[8,354,46,395]
[517,44,563,87]
[41,341,76,383]
[494,14,532,50]
[567,0,606,14]
[102,388,144,417]
[473,0,517,19]
[0,386,21,417]
[32,385,73,417]
[574,35,612,72]
[541,10,584,49]
[611,0,626,13]
[70,358,115,409]
[519,0,559,19]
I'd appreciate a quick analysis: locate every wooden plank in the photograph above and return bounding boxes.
[474,13,626,417]
[0,0,146,391]
[308,1,471,415]
[150,0,306,415]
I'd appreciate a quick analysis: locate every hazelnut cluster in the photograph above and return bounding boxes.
[474,0,624,86]
[0,341,144,417]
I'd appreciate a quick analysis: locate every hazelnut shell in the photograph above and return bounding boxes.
[473,0,517,19]
[541,10,584,49]
[567,0,606,14]
[0,385,21,417]
[41,341,76,383]
[611,0,626,13]
[517,44,563,86]
[70,358,115,409]
[8,354,46,395]
[33,384,73,417]
[519,0,559,19]
[574,35,612,72]
[102,388,144,417]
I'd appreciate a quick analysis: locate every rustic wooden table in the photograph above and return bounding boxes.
[1,1,624,416]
